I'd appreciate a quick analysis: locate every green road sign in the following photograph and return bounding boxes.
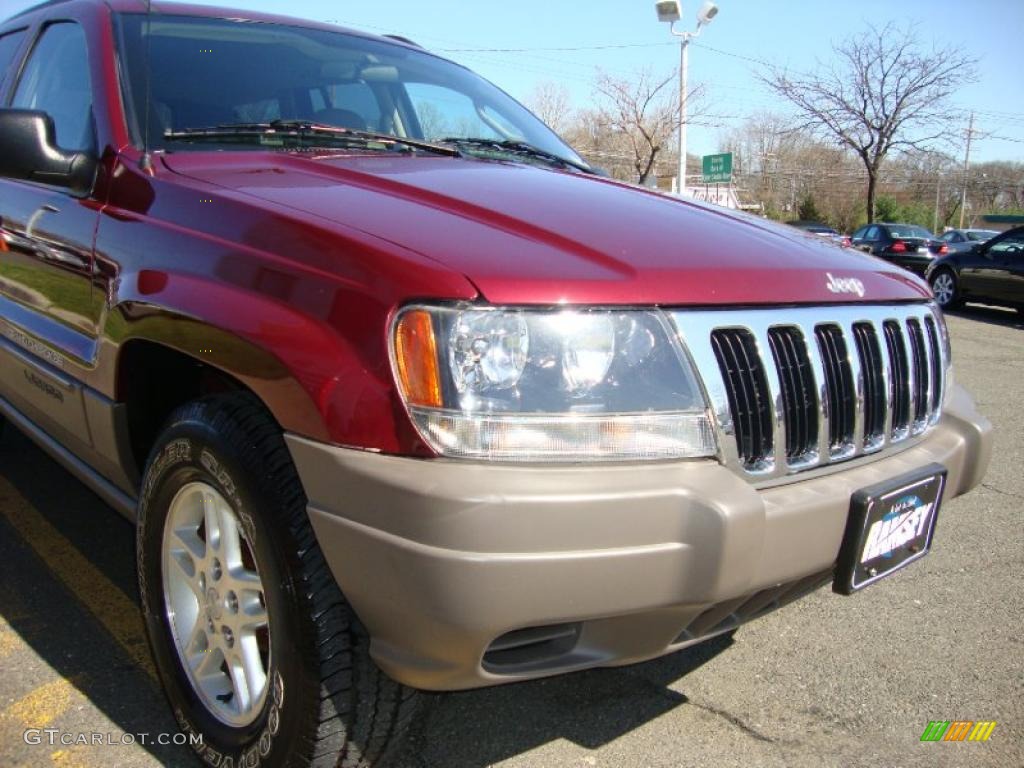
[702,153,733,184]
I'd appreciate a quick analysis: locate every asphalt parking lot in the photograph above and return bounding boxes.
[1,305,1021,768]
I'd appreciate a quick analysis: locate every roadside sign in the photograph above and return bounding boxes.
[702,153,732,184]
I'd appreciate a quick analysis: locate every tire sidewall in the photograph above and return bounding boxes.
[137,418,314,768]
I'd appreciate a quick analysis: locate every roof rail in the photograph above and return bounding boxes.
[383,34,423,49]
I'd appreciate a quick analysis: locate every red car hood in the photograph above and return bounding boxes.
[164,153,930,306]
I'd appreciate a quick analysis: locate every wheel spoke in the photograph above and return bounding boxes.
[237,592,268,631]
[203,490,222,553]
[199,644,226,678]
[184,623,212,673]
[227,653,253,716]
[168,546,197,582]
[237,635,267,714]
[172,525,206,562]
[217,502,245,569]
[228,567,262,589]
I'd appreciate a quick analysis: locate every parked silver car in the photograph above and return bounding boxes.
[937,228,1000,255]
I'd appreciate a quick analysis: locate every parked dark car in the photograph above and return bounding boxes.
[926,226,1024,314]
[786,220,851,247]
[937,228,1000,255]
[850,223,948,275]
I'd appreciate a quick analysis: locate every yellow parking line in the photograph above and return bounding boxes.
[2,679,77,729]
[0,485,156,681]
[0,629,22,660]
[50,748,92,768]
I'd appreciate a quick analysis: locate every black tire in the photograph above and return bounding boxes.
[929,268,962,310]
[137,392,419,768]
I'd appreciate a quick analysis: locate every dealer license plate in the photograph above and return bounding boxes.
[834,464,946,595]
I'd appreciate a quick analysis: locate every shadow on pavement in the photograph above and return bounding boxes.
[394,634,735,767]
[1,423,735,768]
[0,426,195,767]
[945,303,1023,330]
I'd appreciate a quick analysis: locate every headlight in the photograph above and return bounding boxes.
[391,305,716,462]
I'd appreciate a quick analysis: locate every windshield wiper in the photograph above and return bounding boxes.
[164,120,461,157]
[438,137,597,174]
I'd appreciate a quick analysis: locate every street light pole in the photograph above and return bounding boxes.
[656,1,718,197]
[678,36,689,196]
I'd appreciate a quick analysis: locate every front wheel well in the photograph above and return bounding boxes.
[117,340,253,476]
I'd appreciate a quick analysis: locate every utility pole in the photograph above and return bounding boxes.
[958,112,975,230]
[933,171,941,234]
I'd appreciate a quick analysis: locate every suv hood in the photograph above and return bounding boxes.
[164,153,931,306]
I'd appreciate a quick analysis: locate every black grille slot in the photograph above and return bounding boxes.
[906,319,929,424]
[767,327,818,460]
[711,329,773,466]
[883,320,911,434]
[483,623,582,671]
[814,324,855,450]
[924,316,943,414]
[853,323,886,442]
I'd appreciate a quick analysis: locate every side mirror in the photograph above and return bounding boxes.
[0,109,97,196]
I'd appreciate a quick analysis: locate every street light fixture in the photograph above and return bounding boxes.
[655,1,719,196]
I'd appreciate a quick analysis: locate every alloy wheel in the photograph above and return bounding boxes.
[161,482,271,727]
[932,273,955,306]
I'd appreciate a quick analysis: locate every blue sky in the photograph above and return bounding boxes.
[4,0,1023,163]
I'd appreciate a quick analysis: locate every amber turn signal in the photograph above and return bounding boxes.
[394,310,443,408]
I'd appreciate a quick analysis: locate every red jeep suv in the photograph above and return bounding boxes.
[0,2,992,766]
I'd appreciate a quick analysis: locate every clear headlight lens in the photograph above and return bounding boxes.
[392,306,716,462]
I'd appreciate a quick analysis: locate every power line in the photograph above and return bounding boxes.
[437,42,675,53]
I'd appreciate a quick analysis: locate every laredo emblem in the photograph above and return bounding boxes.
[826,272,866,297]
[861,495,933,562]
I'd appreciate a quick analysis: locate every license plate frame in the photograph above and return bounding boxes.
[833,463,947,595]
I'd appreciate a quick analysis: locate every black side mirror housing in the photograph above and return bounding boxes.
[0,109,97,196]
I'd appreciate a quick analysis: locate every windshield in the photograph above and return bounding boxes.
[887,225,934,239]
[115,14,582,164]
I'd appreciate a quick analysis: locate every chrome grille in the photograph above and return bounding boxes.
[907,318,930,427]
[672,304,948,481]
[924,316,943,414]
[883,320,911,439]
[710,329,773,466]
[814,325,855,453]
[852,322,886,448]
[766,327,818,461]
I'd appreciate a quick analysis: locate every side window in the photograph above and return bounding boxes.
[988,235,1024,258]
[851,227,867,240]
[0,29,27,87]
[865,226,880,241]
[12,22,93,151]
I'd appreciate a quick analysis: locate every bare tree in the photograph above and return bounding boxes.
[525,81,574,136]
[761,23,975,221]
[593,69,693,186]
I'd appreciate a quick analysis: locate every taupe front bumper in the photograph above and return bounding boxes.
[285,385,990,691]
